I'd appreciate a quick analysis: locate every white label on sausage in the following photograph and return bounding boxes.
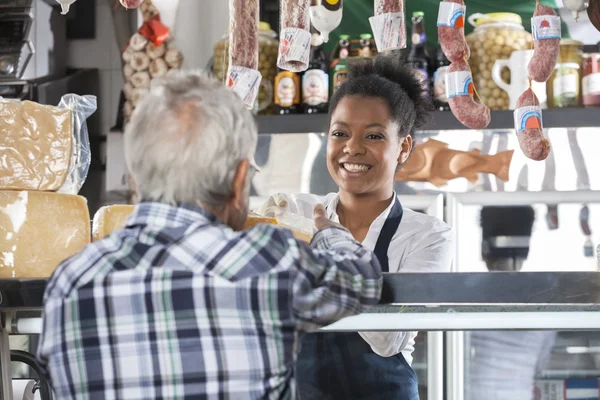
[514,106,543,134]
[445,71,473,98]
[583,73,600,96]
[437,2,466,28]
[226,66,262,109]
[531,16,561,41]
[553,73,578,97]
[369,12,406,52]
[277,28,312,73]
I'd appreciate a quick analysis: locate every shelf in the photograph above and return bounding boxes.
[256,107,600,134]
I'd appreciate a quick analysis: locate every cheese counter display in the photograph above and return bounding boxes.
[92,204,135,241]
[0,94,97,280]
[0,94,97,195]
[91,206,314,243]
[0,191,91,279]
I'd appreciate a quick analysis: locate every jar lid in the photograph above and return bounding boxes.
[360,33,373,39]
[471,12,522,26]
[560,38,584,47]
[339,34,350,40]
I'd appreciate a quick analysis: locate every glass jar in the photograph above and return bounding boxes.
[466,13,533,110]
[582,53,600,107]
[547,39,583,108]
[213,22,279,115]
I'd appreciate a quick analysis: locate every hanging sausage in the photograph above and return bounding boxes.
[278,0,313,72]
[226,0,262,109]
[369,0,406,52]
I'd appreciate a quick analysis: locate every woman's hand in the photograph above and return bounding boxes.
[313,204,344,231]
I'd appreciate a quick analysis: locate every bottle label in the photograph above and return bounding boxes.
[553,73,578,98]
[411,32,426,46]
[226,66,262,109]
[368,12,406,53]
[583,73,600,96]
[437,2,466,28]
[340,47,349,59]
[303,69,329,106]
[275,71,301,107]
[445,71,473,98]
[531,16,561,41]
[277,28,312,72]
[434,66,449,102]
[513,106,543,134]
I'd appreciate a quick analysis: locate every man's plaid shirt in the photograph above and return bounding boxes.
[38,201,382,399]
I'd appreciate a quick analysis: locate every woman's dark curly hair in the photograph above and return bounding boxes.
[329,54,433,139]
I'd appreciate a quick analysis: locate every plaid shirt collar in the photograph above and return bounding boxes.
[125,201,220,230]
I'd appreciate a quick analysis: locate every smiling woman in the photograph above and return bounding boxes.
[255,55,453,400]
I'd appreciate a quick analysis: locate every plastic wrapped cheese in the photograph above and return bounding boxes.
[92,205,135,241]
[0,191,91,279]
[0,94,97,194]
[246,212,314,243]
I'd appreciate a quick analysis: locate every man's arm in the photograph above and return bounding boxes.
[291,212,383,332]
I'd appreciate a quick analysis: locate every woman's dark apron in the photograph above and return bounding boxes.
[296,197,419,400]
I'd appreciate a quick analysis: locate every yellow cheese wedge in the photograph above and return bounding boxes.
[92,205,135,241]
[0,100,73,191]
[245,214,313,243]
[0,191,90,278]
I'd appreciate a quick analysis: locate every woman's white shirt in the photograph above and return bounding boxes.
[283,192,454,364]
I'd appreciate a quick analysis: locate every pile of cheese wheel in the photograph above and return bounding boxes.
[0,99,91,279]
[121,0,183,123]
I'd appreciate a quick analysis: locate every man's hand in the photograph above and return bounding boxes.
[313,204,344,232]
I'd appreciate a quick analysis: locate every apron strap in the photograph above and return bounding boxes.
[327,196,404,273]
[373,196,403,273]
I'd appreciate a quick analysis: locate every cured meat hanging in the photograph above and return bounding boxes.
[369,0,406,52]
[513,88,550,161]
[226,0,262,108]
[529,4,561,83]
[309,0,344,43]
[437,0,469,62]
[437,0,490,129]
[277,0,312,72]
[120,0,145,9]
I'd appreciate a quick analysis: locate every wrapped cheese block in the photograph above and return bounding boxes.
[0,191,91,279]
[93,206,314,243]
[246,213,314,243]
[0,94,97,194]
[92,205,135,241]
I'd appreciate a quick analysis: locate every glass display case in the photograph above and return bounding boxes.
[446,190,600,400]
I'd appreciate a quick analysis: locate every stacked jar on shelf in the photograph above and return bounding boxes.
[466,13,532,111]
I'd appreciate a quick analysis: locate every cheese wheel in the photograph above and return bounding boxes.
[0,100,73,191]
[0,191,90,278]
[92,205,135,241]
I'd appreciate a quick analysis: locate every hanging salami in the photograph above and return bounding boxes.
[120,0,145,9]
[369,0,406,52]
[277,0,312,72]
[226,0,262,109]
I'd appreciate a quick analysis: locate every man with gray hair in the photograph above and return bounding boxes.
[37,70,383,399]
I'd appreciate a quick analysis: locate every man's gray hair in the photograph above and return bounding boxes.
[124,70,258,207]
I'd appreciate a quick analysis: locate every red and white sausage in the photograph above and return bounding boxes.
[446,59,491,129]
[375,0,403,15]
[226,0,262,108]
[120,0,144,9]
[528,5,561,83]
[277,0,312,72]
[437,0,470,62]
[370,0,406,52]
[514,89,550,161]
